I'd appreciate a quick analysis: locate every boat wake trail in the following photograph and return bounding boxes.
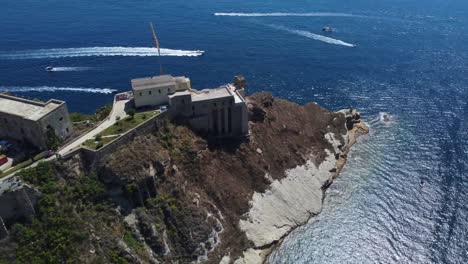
[265,24,356,47]
[214,12,360,17]
[48,67,92,72]
[0,47,205,59]
[0,86,117,94]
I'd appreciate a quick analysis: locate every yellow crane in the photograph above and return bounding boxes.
[149,22,163,75]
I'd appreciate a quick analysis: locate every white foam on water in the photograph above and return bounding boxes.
[0,47,205,59]
[0,86,117,94]
[214,12,359,17]
[48,67,91,72]
[266,24,356,47]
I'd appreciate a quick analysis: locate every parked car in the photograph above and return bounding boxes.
[0,154,8,166]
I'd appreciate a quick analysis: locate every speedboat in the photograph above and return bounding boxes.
[322,27,334,32]
[45,66,54,71]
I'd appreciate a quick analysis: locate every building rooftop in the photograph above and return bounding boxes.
[0,94,63,121]
[168,90,192,98]
[191,86,233,102]
[131,74,189,91]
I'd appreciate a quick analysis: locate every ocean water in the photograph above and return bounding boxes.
[1,0,468,263]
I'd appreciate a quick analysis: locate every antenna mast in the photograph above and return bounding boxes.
[149,22,163,75]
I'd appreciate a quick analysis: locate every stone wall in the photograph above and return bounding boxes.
[66,110,173,168]
[0,112,44,148]
[38,102,74,142]
[0,95,73,150]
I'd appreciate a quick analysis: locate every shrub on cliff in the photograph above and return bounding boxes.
[45,127,63,151]
[7,162,119,263]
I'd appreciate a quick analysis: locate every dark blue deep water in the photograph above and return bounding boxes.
[1,0,468,263]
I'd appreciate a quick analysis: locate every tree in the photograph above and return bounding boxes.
[45,127,62,151]
[127,109,136,119]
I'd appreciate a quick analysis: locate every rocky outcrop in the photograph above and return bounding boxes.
[233,109,368,263]
[0,92,367,264]
[0,177,40,239]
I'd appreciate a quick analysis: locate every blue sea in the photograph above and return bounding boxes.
[1,0,468,263]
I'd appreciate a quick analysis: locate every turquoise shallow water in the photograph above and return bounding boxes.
[1,0,468,263]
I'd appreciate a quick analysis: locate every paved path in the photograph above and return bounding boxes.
[58,99,129,156]
[0,97,130,183]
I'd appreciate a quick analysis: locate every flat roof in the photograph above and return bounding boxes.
[0,94,63,121]
[131,74,189,91]
[191,87,233,102]
[168,90,191,98]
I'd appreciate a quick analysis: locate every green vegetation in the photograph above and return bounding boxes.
[82,111,158,150]
[127,108,136,119]
[45,127,63,151]
[101,112,157,137]
[70,104,112,123]
[9,162,106,262]
[83,136,117,149]
[1,161,128,263]
[0,159,33,179]
[147,193,178,212]
[0,150,54,178]
[157,122,200,178]
[123,231,144,251]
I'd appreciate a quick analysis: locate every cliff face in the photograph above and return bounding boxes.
[0,92,365,264]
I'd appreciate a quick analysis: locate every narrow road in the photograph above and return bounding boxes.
[0,97,130,183]
[58,99,129,155]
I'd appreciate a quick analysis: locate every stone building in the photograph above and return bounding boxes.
[131,75,248,137]
[132,75,191,108]
[0,93,73,150]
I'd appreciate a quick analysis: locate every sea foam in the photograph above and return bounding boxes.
[0,47,205,59]
[47,67,92,72]
[214,12,359,17]
[0,86,117,94]
[266,24,356,47]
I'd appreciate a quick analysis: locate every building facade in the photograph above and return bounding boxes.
[132,75,191,108]
[0,94,73,150]
[132,75,248,137]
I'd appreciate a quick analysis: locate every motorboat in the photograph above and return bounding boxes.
[45,66,54,71]
[322,27,334,32]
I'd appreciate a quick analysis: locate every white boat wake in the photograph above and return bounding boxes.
[0,47,205,59]
[47,67,92,72]
[0,86,117,94]
[214,12,359,17]
[266,24,356,47]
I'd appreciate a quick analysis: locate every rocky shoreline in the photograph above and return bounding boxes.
[0,93,369,264]
[230,109,369,264]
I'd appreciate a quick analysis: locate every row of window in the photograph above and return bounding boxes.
[138,89,167,97]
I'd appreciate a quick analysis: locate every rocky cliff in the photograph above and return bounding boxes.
[0,92,368,263]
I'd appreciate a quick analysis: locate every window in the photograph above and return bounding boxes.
[21,128,25,134]
[66,128,69,133]
[214,102,217,107]
[182,99,185,104]
[159,89,161,94]
[59,117,63,121]
[192,106,195,111]
[149,91,152,95]
[139,92,142,96]
[4,118,7,124]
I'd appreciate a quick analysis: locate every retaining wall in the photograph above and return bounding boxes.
[64,110,172,168]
